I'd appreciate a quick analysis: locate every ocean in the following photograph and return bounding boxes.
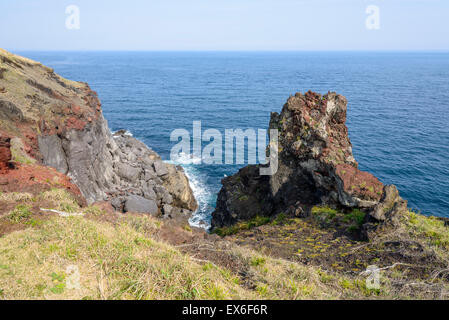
[18,51,449,225]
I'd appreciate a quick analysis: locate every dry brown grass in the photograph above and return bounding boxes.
[1,190,448,300]
[0,211,387,300]
[0,215,250,299]
[0,192,33,203]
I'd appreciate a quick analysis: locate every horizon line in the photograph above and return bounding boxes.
[8,49,449,54]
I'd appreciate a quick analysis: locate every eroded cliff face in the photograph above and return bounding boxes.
[212,91,406,236]
[270,91,384,209]
[0,49,197,217]
[0,135,11,174]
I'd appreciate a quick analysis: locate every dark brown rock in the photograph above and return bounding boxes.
[212,165,273,227]
[212,91,405,230]
[361,185,408,240]
[0,135,11,173]
[371,185,407,222]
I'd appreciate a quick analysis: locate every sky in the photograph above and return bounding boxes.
[0,0,448,51]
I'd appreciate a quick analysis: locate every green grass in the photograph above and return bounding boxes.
[250,257,266,267]
[212,215,271,237]
[311,206,339,225]
[271,212,287,225]
[83,205,105,216]
[7,204,32,223]
[312,206,366,231]
[10,139,35,165]
[346,209,366,226]
[343,209,366,231]
[407,210,449,249]
[0,214,378,300]
[3,185,446,299]
[311,206,338,218]
[0,216,249,299]
[1,188,108,219]
[11,149,34,165]
[0,189,103,225]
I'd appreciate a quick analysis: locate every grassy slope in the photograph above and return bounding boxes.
[0,189,390,300]
[0,189,448,300]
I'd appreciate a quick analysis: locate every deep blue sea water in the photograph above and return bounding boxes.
[18,51,449,225]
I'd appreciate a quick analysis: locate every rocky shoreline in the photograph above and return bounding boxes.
[2,49,449,299]
[0,48,410,235]
[0,48,196,221]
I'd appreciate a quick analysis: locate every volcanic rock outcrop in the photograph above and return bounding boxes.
[0,48,197,217]
[212,91,406,235]
[0,134,12,174]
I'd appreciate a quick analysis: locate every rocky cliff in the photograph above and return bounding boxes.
[2,51,449,300]
[0,48,197,217]
[212,91,407,237]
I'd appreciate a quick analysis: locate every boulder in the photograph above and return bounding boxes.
[212,165,273,227]
[116,163,141,182]
[0,99,24,122]
[361,185,408,240]
[154,160,168,177]
[142,183,157,200]
[124,195,158,216]
[163,204,173,215]
[155,185,173,204]
[38,135,68,174]
[162,167,197,211]
[144,168,157,181]
[370,185,407,221]
[110,197,124,211]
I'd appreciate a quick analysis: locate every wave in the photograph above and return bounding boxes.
[169,152,201,165]
[167,153,213,230]
[111,129,134,137]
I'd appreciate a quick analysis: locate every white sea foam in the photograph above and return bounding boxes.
[111,129,134,138]
[169,152,201,165]
[168,153,213,230]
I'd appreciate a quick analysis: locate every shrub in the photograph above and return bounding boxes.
[8,204,32,223]
[212,215,271,236]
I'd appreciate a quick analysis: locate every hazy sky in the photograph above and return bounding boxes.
[1,0,448,51]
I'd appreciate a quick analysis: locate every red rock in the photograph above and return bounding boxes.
[335,163,383,202]
[72,104,82,115]
[66,116,88,131]
[0,135,12,173]
[274,91,384,207]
